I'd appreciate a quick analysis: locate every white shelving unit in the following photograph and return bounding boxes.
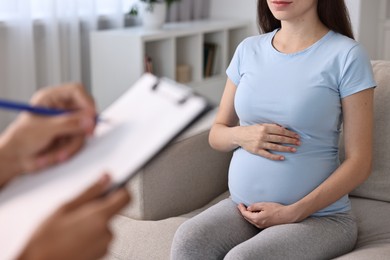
[90,19,251,110]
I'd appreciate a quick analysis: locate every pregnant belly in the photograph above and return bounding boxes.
[228,148,339,206]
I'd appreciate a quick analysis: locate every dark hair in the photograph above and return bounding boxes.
[257,0,354,39]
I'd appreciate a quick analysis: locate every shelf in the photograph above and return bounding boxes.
[203,30,227,78]
[228,27,248,62]
[90,19,251,110]
[145,38,175,78]
[176,35,202,82]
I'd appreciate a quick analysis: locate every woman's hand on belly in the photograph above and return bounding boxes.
[238,202,298,229]
[236,124,300,161]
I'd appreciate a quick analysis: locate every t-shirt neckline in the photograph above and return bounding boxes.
[269,29,334,57]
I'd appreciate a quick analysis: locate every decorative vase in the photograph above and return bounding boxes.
[140,2,167,30]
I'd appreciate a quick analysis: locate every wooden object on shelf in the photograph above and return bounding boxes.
[144,55,154,73]
[90,19,251,109]
[176,64,191,83]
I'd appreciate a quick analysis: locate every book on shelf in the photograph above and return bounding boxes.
[203,43,217,78]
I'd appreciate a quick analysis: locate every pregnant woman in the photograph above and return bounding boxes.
[171,0,376,259]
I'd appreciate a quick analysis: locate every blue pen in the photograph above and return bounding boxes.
[0,98,103,121]
[0,98,69,116]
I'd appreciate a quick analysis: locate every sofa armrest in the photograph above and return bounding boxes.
[120,128,232,220]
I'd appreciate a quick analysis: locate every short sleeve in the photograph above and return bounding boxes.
[226,41,243,86]
[339,44,376,98]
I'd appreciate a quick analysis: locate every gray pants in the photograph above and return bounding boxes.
[171,198,357,260]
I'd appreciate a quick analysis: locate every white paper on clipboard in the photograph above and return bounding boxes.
[0,74,213,259]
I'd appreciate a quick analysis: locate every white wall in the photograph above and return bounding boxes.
[209,0,258,35]
[358,1,381,59]
[345,0,361,39]
[345,0,382,59]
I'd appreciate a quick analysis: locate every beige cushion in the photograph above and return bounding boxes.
[120,130,231,221]
[107,192,230,260]
[340,61,390,202]
[334,197,390,259]
[107,215,185,260]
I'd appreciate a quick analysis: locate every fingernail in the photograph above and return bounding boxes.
[57,151,68,163]
[280,156,285,161]
[81,117,94,130]
[99,174,111,186]
[290,148,297,152]
[37,157,48,168]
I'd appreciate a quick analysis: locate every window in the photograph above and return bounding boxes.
[0,0,137,20]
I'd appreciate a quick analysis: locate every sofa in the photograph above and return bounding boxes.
[105,60,390,260]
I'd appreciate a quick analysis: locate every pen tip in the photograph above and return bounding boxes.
[98,118,110,124]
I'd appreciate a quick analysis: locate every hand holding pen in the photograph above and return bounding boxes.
[0,84,131,260]
[0,83,97,186]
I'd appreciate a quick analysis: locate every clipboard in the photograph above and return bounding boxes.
[0,74,214,259]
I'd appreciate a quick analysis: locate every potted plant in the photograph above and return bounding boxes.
[125,4,141,27]
[139,0,180,29]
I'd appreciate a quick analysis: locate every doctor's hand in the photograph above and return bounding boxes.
[18,174,131,260]
[236,123,300,161]
[238,202,299,229]
[0,83,96,186]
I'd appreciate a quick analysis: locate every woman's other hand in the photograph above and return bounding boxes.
[236,123,300,161]
[209,79,300,161]
[238,202,299,229]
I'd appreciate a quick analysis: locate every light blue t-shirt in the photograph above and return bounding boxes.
[226,29,376,216]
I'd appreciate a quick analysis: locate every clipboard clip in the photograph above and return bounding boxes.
[151,78,191,105]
